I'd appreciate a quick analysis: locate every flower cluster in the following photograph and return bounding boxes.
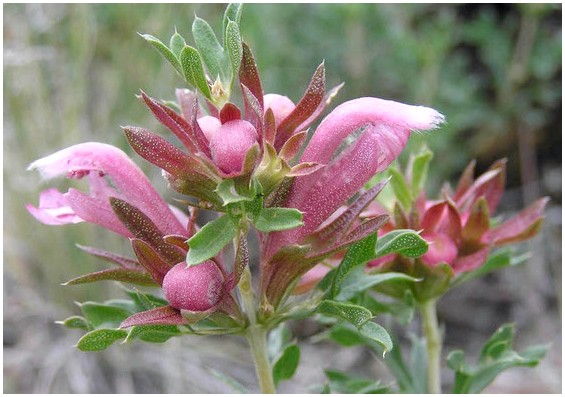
[27,31,447,331]
[367,158,548,275]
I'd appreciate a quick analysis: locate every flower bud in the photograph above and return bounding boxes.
[163,261,224,311]
[209,120,258,174]
[197,116,222,141]
[263,94,295,127]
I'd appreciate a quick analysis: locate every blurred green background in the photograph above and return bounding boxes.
[4,3,562,393]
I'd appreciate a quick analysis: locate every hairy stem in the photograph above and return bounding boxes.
[239,266,276,393]
[420,298,442,394]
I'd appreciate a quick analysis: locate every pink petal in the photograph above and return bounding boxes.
[66,188,133,237]
[28,142,186,236]
[300,97,444,169]
[26,188,83,225]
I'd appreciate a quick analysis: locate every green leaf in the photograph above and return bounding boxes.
[360,321,393,356]
[216,178,255,205]
[272,344,300,386]
[324,369,390,394]
[388,166,412,210]
[328,324,367,347]
[328,233,377,299]
[186,215,238,265]
[225,20,243,84]
[375,229,428,259]
[180,45,212,100]
[124,288,169,312]
[447,323,547,393]
[169,29,186,58]
[76,329,127,351]
[317,300,373,328]
[410,147,433,197]
[253,207,303,232]
[80,302,132,330]
[192,16,229,84]
[222,3,243,40]
[56,315,89,331]
[337,267,420,300]
[139,33,183,76]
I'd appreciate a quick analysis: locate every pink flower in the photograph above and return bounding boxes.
[367,159,548,274]
[27,142,186,237]
[261,98,444,306]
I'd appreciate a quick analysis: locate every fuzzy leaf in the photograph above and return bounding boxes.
[125,324,181,344]
[337,268,420,301]
[57,316,89,331]
[317,300,373,328]
[180,45,212,99]
[110,197,185,265]
[186,215,238,265]
[375,229,428,259]
[192,16,229,84]
[272,344,300,386]
[80,302,131,330]
[131,239,173,285]
[254,207,304,232]
[169,29,186,58]
[239,42,263,109]
[120,306,185,328]
[225,20,243,84]
[64,268,158,286]
[327,233,378,299]
[139,33,183,76]
[76,244,138,268]
[360,321,393,356]
[276,62,325,148]
[76,329,127,351]
[222,3,243,40]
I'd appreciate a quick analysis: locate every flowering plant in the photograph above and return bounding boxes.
[27,5,548,393]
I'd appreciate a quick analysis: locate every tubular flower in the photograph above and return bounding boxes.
[260,99,445,307]
[367,159,549,274]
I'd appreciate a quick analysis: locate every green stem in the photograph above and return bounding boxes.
[245,324,276,394]
[239,266,276,393]
[420,299,442,394]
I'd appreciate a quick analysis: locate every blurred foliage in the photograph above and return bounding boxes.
[4,1,561,322]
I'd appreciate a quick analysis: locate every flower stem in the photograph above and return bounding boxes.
[420,298,442,394]
[245,324,276,394]
[239,266,276,393]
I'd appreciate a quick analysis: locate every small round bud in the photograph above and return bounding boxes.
[209,120,258,174]
[263,94,295,127]
[163,261,224,311]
